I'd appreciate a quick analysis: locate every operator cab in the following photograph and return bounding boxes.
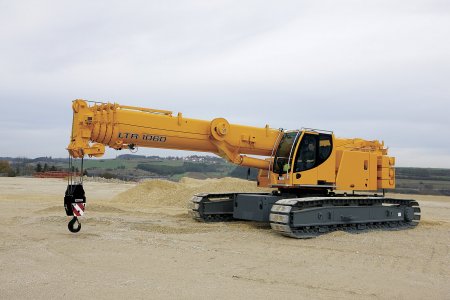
[271,130,334,187]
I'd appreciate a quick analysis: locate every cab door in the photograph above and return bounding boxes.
[291,132,334,186]
[270,130,302,186]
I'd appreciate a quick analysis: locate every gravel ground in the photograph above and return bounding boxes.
[0,177,449,299]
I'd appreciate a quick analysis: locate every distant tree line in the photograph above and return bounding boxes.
[0,160,16,177]
[136,162,220,176]
[35,163,59,173]
[136,161,257,180]
[396,168,450,181]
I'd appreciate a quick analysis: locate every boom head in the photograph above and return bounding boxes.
[68,100,105,158]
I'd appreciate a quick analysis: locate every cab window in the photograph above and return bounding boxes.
[273,131,299,174]
[294,133,332,172]
[294,134,317,172]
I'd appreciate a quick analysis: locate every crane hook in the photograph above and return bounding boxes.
[68,216,81,233]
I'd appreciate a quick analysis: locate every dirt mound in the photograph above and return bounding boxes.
[111,177,273,208]
[83,176,131,184]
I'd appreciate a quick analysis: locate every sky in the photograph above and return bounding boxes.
[0,0,449,167]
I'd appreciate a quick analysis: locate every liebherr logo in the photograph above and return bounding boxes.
[118,132,167,142]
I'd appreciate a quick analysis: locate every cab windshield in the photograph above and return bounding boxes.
[272,131,300,174]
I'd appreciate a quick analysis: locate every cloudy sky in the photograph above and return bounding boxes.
[0,0,449,167]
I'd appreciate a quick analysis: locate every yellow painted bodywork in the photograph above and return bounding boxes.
[68,99,280,169]
[265,133,395,191]
[68,99,395,192]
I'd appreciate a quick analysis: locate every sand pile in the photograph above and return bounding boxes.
[83,176,131,184]
[111,177,273,208]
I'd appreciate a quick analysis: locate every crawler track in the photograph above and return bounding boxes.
[270,197,421,238]
[188,193,236,222]
[188,192,273,222]
[189,194,421,238]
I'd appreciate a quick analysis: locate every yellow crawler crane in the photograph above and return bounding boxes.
[64,99,420,237]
